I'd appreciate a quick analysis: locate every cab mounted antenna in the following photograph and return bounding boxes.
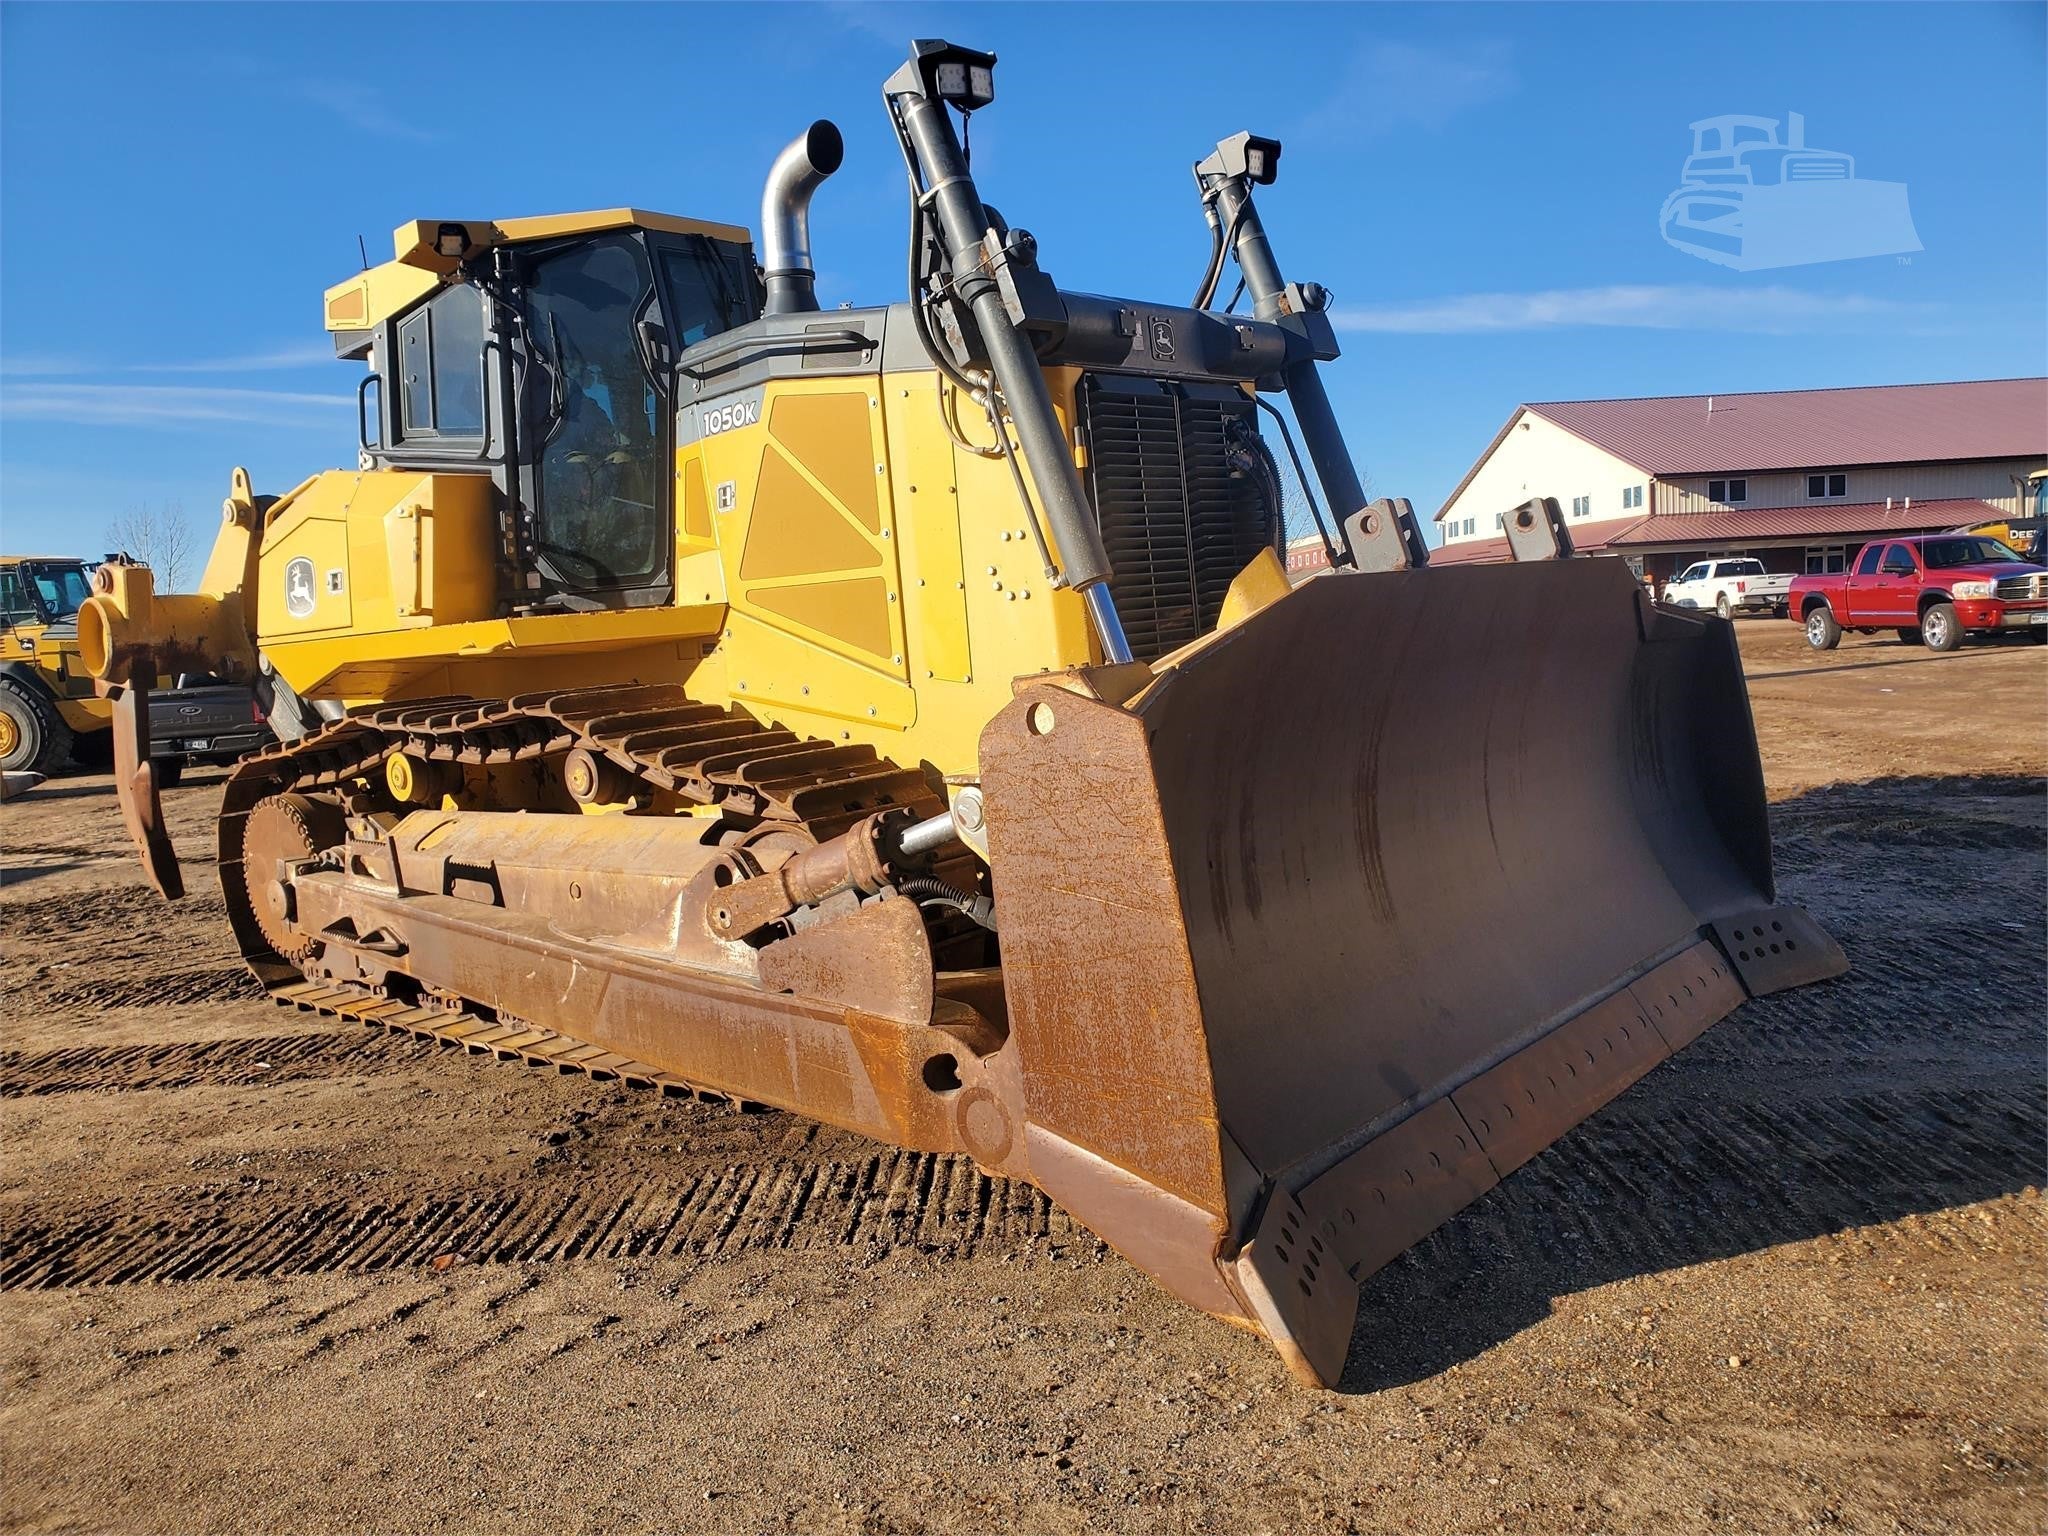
[357,234,369,272]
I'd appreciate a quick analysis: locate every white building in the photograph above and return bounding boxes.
[1431,377,2046,580]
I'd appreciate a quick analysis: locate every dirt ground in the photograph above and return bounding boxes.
[2,620,2042,1535]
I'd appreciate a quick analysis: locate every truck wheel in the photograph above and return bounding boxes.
[0,679,73,773]
[1715,593,1733,620]
[1920,602,1964,652]
[1895,627,1923,645]
[1804,605,1842,651]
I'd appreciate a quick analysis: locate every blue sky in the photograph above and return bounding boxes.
[2,1,2042,561]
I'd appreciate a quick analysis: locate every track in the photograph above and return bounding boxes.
[0,1148,1075,1290]
[2,1036,2033,1292]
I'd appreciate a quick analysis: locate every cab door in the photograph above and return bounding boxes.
[1874,542,1923,622]
[1843,542,1887,623]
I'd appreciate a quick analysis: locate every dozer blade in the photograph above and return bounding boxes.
[978,556,1846,1386]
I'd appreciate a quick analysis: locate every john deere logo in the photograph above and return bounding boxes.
[283,558,317,620]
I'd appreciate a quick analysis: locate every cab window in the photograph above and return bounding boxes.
[1854,544,1885,577]
[1676,564,1705,584]
[397,285,487,440]
[1881,545,1919,576]
[660,239,756,347]
[26,563,89,618]
[0,568,34,625]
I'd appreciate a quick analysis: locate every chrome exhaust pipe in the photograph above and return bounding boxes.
[760,120,845,316]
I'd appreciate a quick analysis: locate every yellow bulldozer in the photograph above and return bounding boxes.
[82,40,1844,1386]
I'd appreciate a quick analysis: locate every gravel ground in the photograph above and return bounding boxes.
[1,619,2042,1535]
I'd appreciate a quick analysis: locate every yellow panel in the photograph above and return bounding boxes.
[769,393,881,533]
[739,445,881,580]
[322,263,441,335]
[900,446,971,685]
[718,613,916,731]
[750,577,892,659]
[681,451,712,541]
[490,208,750,247]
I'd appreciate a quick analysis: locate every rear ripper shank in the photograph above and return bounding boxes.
[80,39,1844,1387]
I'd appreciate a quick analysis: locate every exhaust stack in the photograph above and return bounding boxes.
[760,120,845,315]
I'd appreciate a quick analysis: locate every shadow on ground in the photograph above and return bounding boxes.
[1337,773,2045,1392]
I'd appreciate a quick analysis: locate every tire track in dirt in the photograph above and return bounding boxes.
[3,1083,2034,1294]
[0,1145,1076,1290]
[34,966,268,1011]
[0,886,230,940]
[0,1028,413,1098]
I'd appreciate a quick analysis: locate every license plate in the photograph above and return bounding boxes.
[2030,614,2048,625]
[184,739,211,750]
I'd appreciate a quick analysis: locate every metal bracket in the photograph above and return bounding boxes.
[1711,906,1849,997]
[1502,497,1575,562]
[1339,496,1429,574]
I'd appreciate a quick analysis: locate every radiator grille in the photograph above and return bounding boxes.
[1080,377,1279,662]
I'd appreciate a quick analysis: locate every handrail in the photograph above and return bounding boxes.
[676,326,874,382]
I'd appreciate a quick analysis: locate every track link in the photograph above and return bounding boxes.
[270,980,742,1105]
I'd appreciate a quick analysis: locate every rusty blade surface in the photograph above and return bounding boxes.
[980,557,1845,1385]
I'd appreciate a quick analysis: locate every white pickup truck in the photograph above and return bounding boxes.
[1659,558,1791,619]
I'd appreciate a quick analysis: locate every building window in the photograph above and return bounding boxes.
[1462,517,1475,536]
[1806,473,1847,499]
[1622,484,1644,510]
[1494,512,1504,530]
[1804,544,1847,575]
[1571,495,1590,519]
[1708,478,1748,503]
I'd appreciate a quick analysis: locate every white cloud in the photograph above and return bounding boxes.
[1331,283,1940,335]
[1,345,337,378]
[301,82,435,143]
[0,354,95,377]
[0,382,353,429]
[1300,39,1515,139]
[128,345,338,374]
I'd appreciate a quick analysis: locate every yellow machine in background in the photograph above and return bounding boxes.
[0,555,109,771]
[84,39,1845,1387]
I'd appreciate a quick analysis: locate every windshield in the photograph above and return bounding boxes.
[24,561,90,620]
[1919,537,2027,569]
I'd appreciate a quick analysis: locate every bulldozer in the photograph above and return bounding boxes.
[81,40,1845,1387]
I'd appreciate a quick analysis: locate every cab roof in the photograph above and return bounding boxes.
[322,208,754,337]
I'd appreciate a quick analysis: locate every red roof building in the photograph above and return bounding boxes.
[1431,378,2045,581]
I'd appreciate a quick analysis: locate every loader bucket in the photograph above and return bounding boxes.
[977,556,1845,1386]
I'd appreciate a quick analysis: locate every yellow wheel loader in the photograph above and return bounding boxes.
[83,40,1844,1386]
[1,556,107,772]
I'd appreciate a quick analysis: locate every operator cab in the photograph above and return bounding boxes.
[338,213,759,614]
[0,559,91,628]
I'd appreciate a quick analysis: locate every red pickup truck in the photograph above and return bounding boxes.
[1789,534,2048,652]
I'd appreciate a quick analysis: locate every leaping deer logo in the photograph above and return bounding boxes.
[284,557,316,619]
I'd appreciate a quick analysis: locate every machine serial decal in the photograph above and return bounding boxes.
[702,399,762,436]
